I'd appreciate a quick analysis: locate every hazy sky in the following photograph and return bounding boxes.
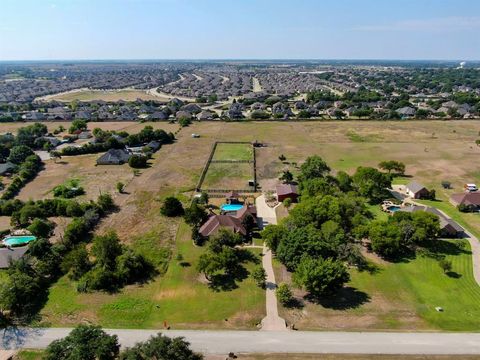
[1,0,479,60]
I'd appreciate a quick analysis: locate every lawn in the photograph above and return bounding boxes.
[202,163,253,190]
[40,222,265,329]
[212,143,253,161]
[277,239,480,331]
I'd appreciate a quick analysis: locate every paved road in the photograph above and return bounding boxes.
[3,328,480,355]
[260,245,287,331]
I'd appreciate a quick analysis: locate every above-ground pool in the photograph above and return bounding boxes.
[3,235,36,247]
[221,204,244,212]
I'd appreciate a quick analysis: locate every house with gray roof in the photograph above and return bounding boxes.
[96,148,131,165]
[405,181,429,199]
[0,246,29,269]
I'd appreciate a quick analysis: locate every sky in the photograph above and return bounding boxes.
[0,0,479,61]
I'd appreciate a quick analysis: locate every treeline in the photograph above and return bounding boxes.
[61,125,175,156]
[1,154,42,200]
[43,325,203,360]
[263,156,441,299]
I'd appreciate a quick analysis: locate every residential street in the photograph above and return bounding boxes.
[3,328,480,355]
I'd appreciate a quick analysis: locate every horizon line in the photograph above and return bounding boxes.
[0,58,478,63]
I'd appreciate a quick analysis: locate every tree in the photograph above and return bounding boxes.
[44,325,119,360]
[352,166,392,204]
[120,333,203,360]
[50,150,62,163]
[262,224,285,253]
[116,181,125,193]
[0,266,43,315]
[27,218,54,238]
[441,180,451,189]
[161,196,184,217]
[129,155,148,169]
[69,119,88,134]
[439,258,452,274]
[62,245,92,280]
[279,170,294,184]
[276,283,293,307]
[378,160,406,175]
[97,193,115,213]
[283,198,292,209]
[92,232,123,271]
[251,267,267,288]
[293,256,350,297]
[7,145,34,164]
[299,155,330,181]
[184,202,208,228]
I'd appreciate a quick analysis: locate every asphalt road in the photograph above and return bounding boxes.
[3,328,480,355]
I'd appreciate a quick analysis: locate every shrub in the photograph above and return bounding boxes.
[161,196,184,217]
[128,154,148,168]
[276,283,293,307]
[27,218,54,238]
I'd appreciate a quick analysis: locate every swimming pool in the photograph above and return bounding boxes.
[388,206,401,212]
[3,235,37,246]
[221,204,244,212]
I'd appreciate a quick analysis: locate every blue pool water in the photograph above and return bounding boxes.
[3,235,36,246]
[221,204,244,212]
[388,206,401,212]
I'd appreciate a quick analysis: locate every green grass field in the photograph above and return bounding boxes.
[40,222,265,329]
[351,240,480,331]
[212,143,253,161]
[202,163,253,189]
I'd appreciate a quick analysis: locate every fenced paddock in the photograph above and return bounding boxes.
[196,141,258,194]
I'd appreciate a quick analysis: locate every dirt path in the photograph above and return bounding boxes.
[260,245,287,331]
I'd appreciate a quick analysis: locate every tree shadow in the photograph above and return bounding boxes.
[208,265,250,292]
[446,271,462,279]
[357,261,381,275]
[307,287,370,310]
[180,261,191,268]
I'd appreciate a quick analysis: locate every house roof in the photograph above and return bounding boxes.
[234,205,257,220]
[0,246,29,269]
[0,162,16,175]
[97,149,131,164]
[276,184,299,196]
[406,181,427,194]
[401,205,464,233]
[451,192,480,206]
[199,214,246,237]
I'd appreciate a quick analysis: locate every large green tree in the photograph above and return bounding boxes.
[293,256,350,297]
[44,325,119,360]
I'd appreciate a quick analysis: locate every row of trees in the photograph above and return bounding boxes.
[44,325,202,360]
[1,153,42,200]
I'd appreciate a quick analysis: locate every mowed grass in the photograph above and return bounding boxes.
[351,240,480,331]
[202,163,253,189]
[213,143,253,161]
[40,222,265,329]
[277,240,480,331]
